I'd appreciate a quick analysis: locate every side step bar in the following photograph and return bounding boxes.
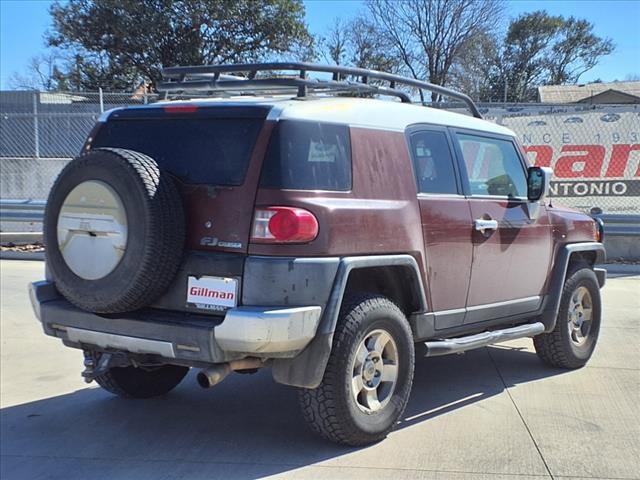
[424,322,545,357]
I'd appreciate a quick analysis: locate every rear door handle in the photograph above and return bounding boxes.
[474,218,498,235]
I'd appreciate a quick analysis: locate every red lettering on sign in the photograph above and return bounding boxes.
[190,286,235,300]
[523,145,553,167]
[554,145,605,178]
[605,144,640,178]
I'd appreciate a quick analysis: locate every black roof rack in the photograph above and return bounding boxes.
[159,62,482,119]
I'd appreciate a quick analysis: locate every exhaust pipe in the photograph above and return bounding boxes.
[197,358,264,389]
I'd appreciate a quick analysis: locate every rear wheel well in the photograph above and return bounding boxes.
[343,265,423,316]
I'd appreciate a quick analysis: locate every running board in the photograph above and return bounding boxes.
[423,322,545,357]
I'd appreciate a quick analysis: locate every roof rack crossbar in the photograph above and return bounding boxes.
[158,77,412,102]
[159,62,482,118]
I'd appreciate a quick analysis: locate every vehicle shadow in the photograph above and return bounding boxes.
[0,344,567,480]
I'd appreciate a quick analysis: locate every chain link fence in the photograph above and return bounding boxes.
[487,103,640,215]
[1,90,639,214]
[0,90,159,200]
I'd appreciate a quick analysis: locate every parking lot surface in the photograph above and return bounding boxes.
[1,260,638,480]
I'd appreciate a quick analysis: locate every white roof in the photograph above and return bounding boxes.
[149,96,514,136]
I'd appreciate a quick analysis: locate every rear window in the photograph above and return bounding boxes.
[92,118,263,185]
[260,121,352,191]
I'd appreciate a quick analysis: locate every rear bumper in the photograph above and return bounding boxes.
[29,281,321,365]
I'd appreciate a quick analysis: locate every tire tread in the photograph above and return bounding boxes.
[534,263,600,369]
[299,294,414,446]
[46,148,185,313]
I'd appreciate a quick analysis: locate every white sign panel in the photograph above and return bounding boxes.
[486,106,640,214]
[187,276,238,311]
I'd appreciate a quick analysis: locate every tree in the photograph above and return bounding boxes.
[46,0,312,91]
[320,18,349,65]
[447,32,499,101]
[547,17,614,85]
[348,16,401,73]
[320,16,400,73]
[7,53,64,90]
[493,11,614,102]
[366,0,505,102]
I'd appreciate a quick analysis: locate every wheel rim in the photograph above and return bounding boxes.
[568,286,593,346]
[350,328,399,414]
[57,180,128,280]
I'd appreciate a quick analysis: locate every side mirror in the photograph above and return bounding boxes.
[527,166,553,202]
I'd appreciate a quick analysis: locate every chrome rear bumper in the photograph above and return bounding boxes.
[29,281,322,364]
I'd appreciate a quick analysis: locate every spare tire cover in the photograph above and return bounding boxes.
[44,148,185,313]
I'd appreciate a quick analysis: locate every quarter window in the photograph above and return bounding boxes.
[456,134,527,198]
[409,131,458,194]
[260,121,352,191]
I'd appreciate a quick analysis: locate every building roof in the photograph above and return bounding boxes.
[538,81,640,103]
[576,89,640,104]
[112,96,514,136]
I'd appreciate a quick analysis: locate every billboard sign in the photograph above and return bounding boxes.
[490,106,640,214]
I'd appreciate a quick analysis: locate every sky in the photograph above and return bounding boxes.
[1,0,639,89]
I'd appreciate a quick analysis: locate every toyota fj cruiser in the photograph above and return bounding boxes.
[30,63,606,446]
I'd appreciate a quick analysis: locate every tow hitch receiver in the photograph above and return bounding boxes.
[81,351,114,383]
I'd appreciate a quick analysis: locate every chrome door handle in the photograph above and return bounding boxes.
[474,218,498,234]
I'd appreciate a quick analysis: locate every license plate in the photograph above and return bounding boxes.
[186,276,238,311]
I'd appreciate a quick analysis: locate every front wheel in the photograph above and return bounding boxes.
[534,264,602,369]
[299,294,414,446]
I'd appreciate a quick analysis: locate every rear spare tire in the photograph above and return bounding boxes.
[44,148,185,313]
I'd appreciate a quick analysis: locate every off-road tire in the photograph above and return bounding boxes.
[90,352,189,399]
[44,148,185,313]
[299,294,414,446]
[534,264,601,369]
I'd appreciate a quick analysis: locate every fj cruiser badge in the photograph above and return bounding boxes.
[200,236,242,249]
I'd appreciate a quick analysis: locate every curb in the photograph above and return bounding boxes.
[0,232,43,244]
[0,251,45,261]
[598,263,640,276]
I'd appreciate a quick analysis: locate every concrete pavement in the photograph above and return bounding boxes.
[1,260,638,480]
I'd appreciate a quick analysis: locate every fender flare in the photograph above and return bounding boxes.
[540,242,606,332]
[272,254,427,388]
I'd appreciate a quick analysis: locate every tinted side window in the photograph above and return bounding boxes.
[456,134,527,198]
[260,121,351,191]
[409,131,458,194]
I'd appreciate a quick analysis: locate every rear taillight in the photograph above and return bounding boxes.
[251,207,318,243]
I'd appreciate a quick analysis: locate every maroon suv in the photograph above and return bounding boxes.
[30,63,606,446]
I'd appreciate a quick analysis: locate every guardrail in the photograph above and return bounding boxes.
[0,199,46,222]
[0,199,638,243]
[592,214,640,237]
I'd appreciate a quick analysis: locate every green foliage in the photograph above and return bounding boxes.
[490,11,614,102]
[47,0,312,91]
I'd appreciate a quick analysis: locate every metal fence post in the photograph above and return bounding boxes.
[99,87,104,113]
[33,91,40,158]
[503,77,508,103]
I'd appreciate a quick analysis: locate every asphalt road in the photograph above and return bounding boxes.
[1,260,638,480]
